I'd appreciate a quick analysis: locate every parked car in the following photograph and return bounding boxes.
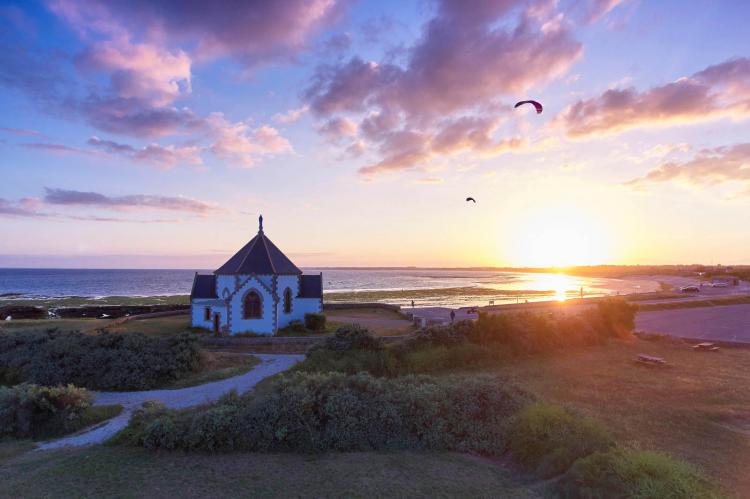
[680,285,700,293]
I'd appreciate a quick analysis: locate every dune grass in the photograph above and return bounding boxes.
[482,337,750,496]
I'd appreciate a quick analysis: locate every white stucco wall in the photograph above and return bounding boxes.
[276,275,299,328]
[191,299,228,331]
[294,297,323,317]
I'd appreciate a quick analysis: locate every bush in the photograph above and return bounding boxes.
[297,300,639,378]
[0,329,202,390]
[304,313,326,331]
[401,344,496,373]
[558,448,716,499]
[595,298,638,337]
[509,402,614,477]
[0,383,92,438]
[313,325,384,352]
[397,321,473,352]
[288,321,307,333]
[117,372,532,454]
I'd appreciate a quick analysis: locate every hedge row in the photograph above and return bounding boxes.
[0,329,202,390]
[114,371,531,454]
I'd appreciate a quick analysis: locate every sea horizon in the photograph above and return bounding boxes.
[0,267,662,308]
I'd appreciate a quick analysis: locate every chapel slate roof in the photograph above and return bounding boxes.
[299,274,323,298]
[214,229,302,275]
[191,274,217,299]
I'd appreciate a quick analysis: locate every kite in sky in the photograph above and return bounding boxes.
[514,100,543,114]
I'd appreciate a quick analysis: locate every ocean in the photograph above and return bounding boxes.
[0,268,660,308]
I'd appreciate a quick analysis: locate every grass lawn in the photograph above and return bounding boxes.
[0,438,36,465]
[159,352,260,389]
[0,318,112,334]
[0,405,123,465]
[0,447,543,499]
[107,314,192,336]
[476,337,750,497]
[324,306,414,336]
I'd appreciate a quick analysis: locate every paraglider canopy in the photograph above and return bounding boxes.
[514,100,543,114]
[466,197,476,203]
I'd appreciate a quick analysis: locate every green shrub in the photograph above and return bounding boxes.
[510,402,614,478]
[0,383,92,438]
[304,313,326,331]
[288,321,306,333]
[401,344,496,373]
[118,372,531,454]
[558,448,716,499]
[300,349,400,377]
[397,321,473,352]
[0,329,202,390]
[313,325,384,352]
[297,300,638,378]
[595,298,638,337]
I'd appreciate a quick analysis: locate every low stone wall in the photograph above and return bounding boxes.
[323,302,406,316]
[202,334,406,349]
[55,304,190,319]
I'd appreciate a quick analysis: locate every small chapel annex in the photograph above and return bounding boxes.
[190,215,322,335]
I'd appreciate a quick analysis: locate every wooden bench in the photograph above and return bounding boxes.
[692,342,720,352]
[635,354,666,366]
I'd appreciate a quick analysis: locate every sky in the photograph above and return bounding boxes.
[1,0,750,269]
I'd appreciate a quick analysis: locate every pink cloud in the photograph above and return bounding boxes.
[50,0,348,67]
[21,142,96,155]
[625,143,750,197]
[303,0,581,175]
[558,58,750,138]
[44,187,222,214]
[273,106,309,124]
[317,116,358,140]
[88,136,202,168]
[0,127,41,137]
[77,38,191,107]
[584,0,628,24]
[207,114,293,167]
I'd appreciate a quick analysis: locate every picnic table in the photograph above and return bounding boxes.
[692,342,720,352]
[636,354,666,366]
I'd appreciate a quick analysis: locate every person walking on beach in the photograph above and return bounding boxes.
[411,300,415,308]
[450,310,456,323]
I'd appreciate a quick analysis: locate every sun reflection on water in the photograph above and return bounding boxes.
[528,273,576,302]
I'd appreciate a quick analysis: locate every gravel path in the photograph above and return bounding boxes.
[37,353,303,450]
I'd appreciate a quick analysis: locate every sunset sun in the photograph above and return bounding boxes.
[511,209,611,268]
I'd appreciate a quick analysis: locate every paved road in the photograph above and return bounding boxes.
[636,304,750,343]
[38,353,303,450]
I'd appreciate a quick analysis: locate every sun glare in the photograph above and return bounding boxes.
[510,208,611,268]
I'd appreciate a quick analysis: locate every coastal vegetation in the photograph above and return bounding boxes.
[298,299,637,376]
[0,383,122,439]
[0,330,202,390]
[113,373,530,454]
[107,298,716,497]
